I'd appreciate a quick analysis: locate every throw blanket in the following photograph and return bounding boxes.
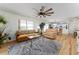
[8,36,61,55]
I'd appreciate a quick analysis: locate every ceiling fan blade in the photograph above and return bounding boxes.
[44,8,53,12]
[46,14,51,16]
[46,12,54,14]
[43,15,46,17]
[33,8,39,12]
[40,6,45,11]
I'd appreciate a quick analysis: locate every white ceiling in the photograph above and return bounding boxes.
[0,3,79,20]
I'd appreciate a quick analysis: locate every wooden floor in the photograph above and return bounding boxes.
[0,34,77,55]
[57,34,77,55]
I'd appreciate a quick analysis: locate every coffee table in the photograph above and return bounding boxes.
[28,35,41,54]
[28,35,40,46]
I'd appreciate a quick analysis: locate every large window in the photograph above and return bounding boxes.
[27,20,34,30]
[20,20,27,30]
[19,20,34,30]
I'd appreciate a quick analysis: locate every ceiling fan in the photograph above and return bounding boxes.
[33,6,54,18]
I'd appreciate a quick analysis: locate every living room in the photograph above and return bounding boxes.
[0,3,79,55]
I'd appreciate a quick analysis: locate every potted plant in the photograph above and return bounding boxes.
[39,22,45,35]
[0,16,6,24]
[0,15,8,48]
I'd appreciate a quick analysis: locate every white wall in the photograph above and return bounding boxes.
[66,17,79,33]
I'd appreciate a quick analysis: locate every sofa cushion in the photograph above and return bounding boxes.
[17,34,29,42]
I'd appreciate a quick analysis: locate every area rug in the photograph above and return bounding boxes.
[8,36,61,55]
